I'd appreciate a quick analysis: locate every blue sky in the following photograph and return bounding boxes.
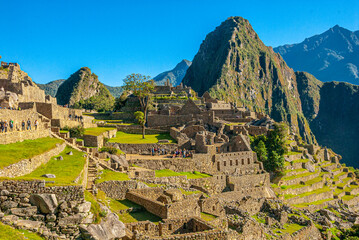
[0,0,358,86]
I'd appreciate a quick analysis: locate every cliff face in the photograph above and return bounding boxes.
[182,17,316,143]
[274,25,359,85]
[154,59,192,86]
[56,67,114,107]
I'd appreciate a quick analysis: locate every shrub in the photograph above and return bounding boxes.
[69,126,85,138]
[100,147,118,154]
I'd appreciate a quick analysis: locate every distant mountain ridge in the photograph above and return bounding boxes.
[274,25,359,84]
[37,79,65,97]
[153,59,192,86]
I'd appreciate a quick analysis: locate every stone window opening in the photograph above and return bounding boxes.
[213,206,216,211]
[230,160,232,166]
[236,160,238,165]
[168,224,172,230]
[145,223,149,231]
[183,223,187,230]
[248,158,250,164]
[223,161,226,167]
[242,159,244,165]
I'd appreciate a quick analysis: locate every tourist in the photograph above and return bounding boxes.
[0,120,4,133]
[34,119,38,130]
[9,119,13,131]
[151,147,154,156]
[21,120,25,131]
[4,120,8,133]
[27,118,31,130]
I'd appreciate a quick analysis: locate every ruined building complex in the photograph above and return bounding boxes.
[0,63,359,240]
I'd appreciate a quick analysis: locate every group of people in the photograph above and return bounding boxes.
[0,107,21,110]
[0,118,39,133]
[151,147,168,156]
[172,148,192,158]
[69,114,84,122]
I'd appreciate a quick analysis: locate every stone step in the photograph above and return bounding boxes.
[281,177,325,196]
[280,171,320,186]
[284,187,333,205]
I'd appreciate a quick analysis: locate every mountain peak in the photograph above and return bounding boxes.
[153,60,192,86]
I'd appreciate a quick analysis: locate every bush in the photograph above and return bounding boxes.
[100,147,118,154]
[69,126,85,138]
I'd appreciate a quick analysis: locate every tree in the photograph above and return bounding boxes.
[255,140,267,163]
[134,111,146,139]
[123,74,155,138]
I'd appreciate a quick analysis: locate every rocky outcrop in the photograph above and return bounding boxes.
[182,17,316,143]
[80,213,126,240]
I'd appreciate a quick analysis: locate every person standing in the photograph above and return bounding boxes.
[9,119,13,132]
[27,118,31,130]
[34,119,38,130]
[21,120,25,131]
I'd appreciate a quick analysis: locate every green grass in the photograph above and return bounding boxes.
[180,188,202,195]
[286,151,301,156]
[118,211,162,224]
[96,169,130,183]
[0,137,63,169]
[281,223,304,234]
[201,212,218,221]
[290,158,309,164]
[59,130,69,133]
[282,170,317,181]
[283,176,324,190]
[109,199,141,211]
[108,131,175,144]
[16,146,86,185]
[292,198,334,208]
[84,127,116,136]
[341,194,359,201]
[0,222,44,240]
[252,214,265,224]
[285,186,332,199]
[155,169,211,179]
[85,190,106,224]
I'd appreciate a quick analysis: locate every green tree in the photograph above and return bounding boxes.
[123,74,155,137]
[255,140,267,163]
[134,111,146,139]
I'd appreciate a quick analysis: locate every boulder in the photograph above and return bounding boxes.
[58,213,87,226]
[0,190,9,196]
[1,200,18,211]
[58,156,64,160]
[80,213,126,240]
[29,194,58,214]
[2,214,19,223]
[74,201,92,213]
[68,151,73,155]
[10,206,38,218]
[41,174,56,178]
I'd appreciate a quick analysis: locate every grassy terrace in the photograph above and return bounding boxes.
[201,212,218,221]
[108,131,175,144]
[292,198,334,208]
[281,169,318,181]
[84,127,116,136]
[274,223,304,235]
[0,137,63,169]
[96,169,130,183]
[0,222,44,240]
[155,169,211,179]
[285,186,332,199]
[286,151,302,156]
[15,146,86,185]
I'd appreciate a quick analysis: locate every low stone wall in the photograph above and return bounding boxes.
[126,191,168,219]
[0,180,84,202]
[0,142,66,178]
[282,180,324,196]
[96,180,138,199]
[228,173,270,191]
[108,143,177,154]
[189,175,227,195]
[280,171,320,186]
[0,129,50,145]
[83,134,103,148]
[286,223,322,240]
[216,186,271,201]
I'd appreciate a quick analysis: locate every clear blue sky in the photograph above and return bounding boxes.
[0,0,358,86]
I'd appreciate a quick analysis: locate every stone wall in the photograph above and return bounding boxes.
[84,134,103,148]
[0,180,84,202]
[96,180,138,199]
[228,173,270,191]
[110,143,178,155]
[0,142,66,178]
[213,151,259,174]
[189,175,227,195]
[0,129,50,145]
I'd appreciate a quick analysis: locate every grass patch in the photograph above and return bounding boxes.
[108,131,175,144]
[282,170,317,181]
[286,152,301,156]
[118,211,162,224]
[85,190,106,224]
[15,146,85,185]
[201,212,218,221]
[0,222,44,240]
[0,137,63,169]
[292,198,334,208]
[252,214,265,224]
[109,199,141,212]
[84,127,116,136]
[155,169,211,179]
[180,188,202,195]
[285,186,332,199]
[96,169,130,183]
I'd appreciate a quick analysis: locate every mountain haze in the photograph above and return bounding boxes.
[274,25,359,85]
[37,79,65,97]
[154,59,191,86]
